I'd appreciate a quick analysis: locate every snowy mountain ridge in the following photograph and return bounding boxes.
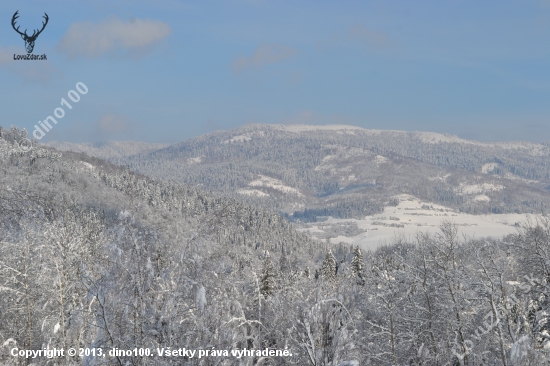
[46,124,550,218]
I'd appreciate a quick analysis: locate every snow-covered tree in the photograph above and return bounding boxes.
[321,250,337,281]
[350,246,365,284]
[279,246,291,275]
[261,251,277,297]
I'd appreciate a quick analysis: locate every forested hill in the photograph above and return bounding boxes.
[45,140,170,162]
[48,124,550,218]
[6,125,550,364]
[0,125,328,364]
[1,125,314,254]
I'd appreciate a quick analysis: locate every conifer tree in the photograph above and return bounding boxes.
[321,250,337,281]
[279,246,290,275]
[351,245,364,274]
[351,245,365,284]
[260,251,276,297]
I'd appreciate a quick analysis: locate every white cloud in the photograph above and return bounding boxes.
[232,44,297,74]
[57,17,171,59]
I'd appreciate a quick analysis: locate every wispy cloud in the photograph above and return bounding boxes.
[96,113,134,138]
[232,44,297,74]
[283,111,314,125]
[0,46,60,84]
[318,24,391,52]
[347,24,390,49]
[0,48,13,66]
[57,17,171,59]
[281,111,354,126]
[47,113,136,143]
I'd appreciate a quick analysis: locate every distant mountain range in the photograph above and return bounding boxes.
[46,124,550,219]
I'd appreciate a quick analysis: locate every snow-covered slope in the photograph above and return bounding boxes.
[43,123,550,219]
[297,194,537,250]
[44,140,170,161]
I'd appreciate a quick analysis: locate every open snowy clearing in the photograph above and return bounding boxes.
[457,182,504,195]
[296,194,543,251]
[236,189,269,197]
[247,175,304,196]
[222,133,253,144]
[186,156,203,164]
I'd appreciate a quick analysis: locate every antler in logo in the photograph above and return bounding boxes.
[12,11,49,54]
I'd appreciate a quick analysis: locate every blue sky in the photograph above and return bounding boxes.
[1,0,549,143]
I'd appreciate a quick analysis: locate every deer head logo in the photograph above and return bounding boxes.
[12,11,49,54]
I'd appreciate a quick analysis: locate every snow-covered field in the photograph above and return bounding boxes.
[186,156,203,164]
[296,195,541,251]
[236,189,269,197]
[458,182,504,195]
[222,133,253,144]
[238,175,304,197]
[416,131,479,145]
